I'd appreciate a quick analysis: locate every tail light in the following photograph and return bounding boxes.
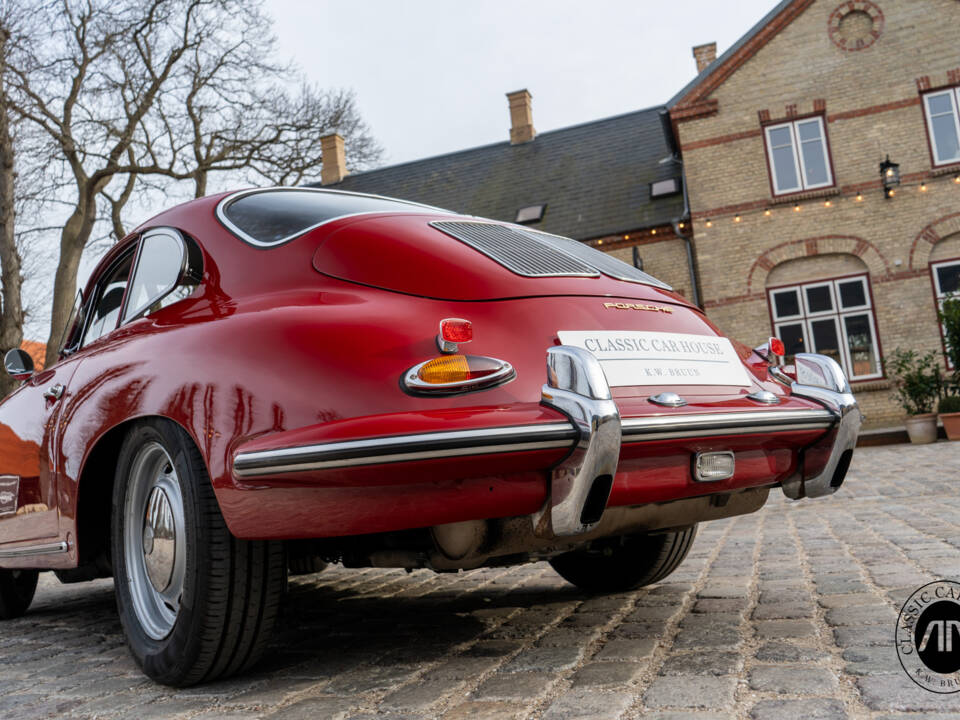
[438,318,473,353]
[404,354,515,395]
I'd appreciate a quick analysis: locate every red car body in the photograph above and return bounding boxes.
[0,187,859,574]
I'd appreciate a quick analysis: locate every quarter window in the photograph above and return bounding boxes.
[931,258,960,367]
[763,117,834,195]
[923,89,960,167]
[768,274,881,381]
[122,230,187,322]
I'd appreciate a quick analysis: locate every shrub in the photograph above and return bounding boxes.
[940,395,960,414]
[887,348,942,416]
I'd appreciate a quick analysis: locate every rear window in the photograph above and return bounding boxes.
[218,188,449,247]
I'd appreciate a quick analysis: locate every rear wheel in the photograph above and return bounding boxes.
[112,419,285,686]
[0,569,39,619]
[550,526,697,593]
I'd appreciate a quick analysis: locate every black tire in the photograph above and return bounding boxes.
[550,525,697,593]
[111,419,285,686]
[0,569,39,619]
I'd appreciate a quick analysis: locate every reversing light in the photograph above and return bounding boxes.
[404,354,515,395]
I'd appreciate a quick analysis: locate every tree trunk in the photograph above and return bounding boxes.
[0,26,22,397]
[43,208,90,368]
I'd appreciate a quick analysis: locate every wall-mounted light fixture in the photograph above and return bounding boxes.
[880,155,900,198]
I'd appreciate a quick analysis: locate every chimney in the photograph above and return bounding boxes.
[692,42,717,73]
[506,89,536,144]
[320,133,347,185]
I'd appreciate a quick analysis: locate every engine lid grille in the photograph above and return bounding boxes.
[430,220,671,289]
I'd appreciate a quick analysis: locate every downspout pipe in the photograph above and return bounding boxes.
[671,166,701,309]
[660,107,702,309]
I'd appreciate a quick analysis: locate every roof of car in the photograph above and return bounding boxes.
[311,105,683,241]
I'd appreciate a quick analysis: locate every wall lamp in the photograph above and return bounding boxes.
[880,155,900,198]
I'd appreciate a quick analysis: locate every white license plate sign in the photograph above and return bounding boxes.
[558,330,751,387]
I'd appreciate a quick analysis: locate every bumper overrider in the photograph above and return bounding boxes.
[232,347,860,537]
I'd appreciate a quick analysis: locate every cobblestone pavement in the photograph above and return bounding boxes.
[2,442,960,719]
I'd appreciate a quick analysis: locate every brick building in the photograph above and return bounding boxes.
[316,0,960,431]
[669,0,960,428]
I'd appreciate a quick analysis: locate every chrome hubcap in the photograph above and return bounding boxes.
[143,487,176,592]
[124,442,186,640]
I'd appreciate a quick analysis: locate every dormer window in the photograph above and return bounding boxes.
[763,116,834,195]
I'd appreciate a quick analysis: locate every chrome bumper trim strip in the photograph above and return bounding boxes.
[621,409,835,442]
[234,423,577,477]
[0,541,68,559]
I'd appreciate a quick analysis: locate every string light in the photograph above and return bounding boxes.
[793,203,801,212]
[678,222,685,229]
[856,192,864,201]
[954,174,960,184]
[623,234,630,240]
[734,214,741,223]
[705,219,713,228]
[651,228,657,235]
[920,182,927,192]
[888,189,895,197]
[764,209,772,216]
[824,199,832,207]
[597,239,603,246]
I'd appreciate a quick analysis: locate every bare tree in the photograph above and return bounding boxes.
[6,1,381,365]
[9,0,253,367]
[0,18,22,397]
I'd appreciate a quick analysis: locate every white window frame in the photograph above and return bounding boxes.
[763,116,834,196]
[923,88,960,167]
[931,258,960,369]
[768,274,882,382]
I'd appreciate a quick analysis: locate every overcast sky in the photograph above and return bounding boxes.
[264,0,777,168]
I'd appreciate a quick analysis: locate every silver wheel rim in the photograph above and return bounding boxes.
[124,442,186,640]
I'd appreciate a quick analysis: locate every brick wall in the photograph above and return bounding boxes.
[675,0,960,429]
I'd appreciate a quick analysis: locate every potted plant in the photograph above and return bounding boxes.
[938,294,960,440]
[887,348,942,444]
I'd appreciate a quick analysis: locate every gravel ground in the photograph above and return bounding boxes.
[1,441,960,719]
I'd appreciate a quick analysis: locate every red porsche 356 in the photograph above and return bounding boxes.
[0,188,859,685]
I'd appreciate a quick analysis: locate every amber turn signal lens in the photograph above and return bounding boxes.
[405,354,515,395]
[418,355,502,384]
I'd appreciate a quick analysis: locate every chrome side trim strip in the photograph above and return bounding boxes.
[621,409,835,442]
[234,423,577,477]
[0,541,68,559]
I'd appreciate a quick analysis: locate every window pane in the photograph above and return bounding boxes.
[778,323,806,355]
[767,126,793,146]
[937,264,960,296]
[838,279,867,308]
[796,120,821,142]
[931,114,960,163]
[223,189,448,246]
[810,318,842,365]
[773,289,800,318]
[772,146,800,192]
[799,136,829,186]
[844,314,877,377]
[805,285,833,313]
[83,255,134,346]
[928,92,954,116]
[123,232,186,322]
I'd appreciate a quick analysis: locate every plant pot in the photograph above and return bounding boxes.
[941,412,960,441]
[905,413,938,444]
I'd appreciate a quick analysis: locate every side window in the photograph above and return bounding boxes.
[122,229,189,323]
[82,253,135,347]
